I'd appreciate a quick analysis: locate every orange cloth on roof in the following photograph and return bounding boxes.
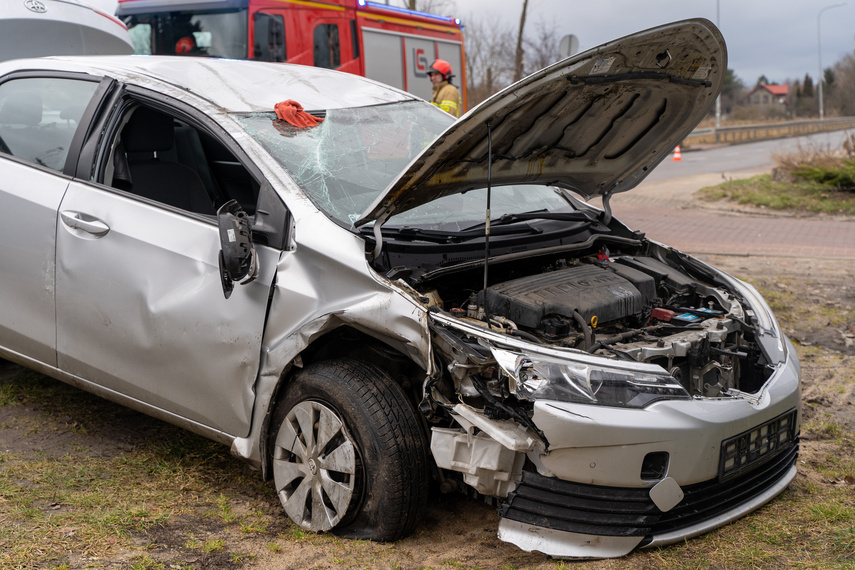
[274,100,324,128]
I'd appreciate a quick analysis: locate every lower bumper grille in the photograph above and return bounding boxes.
[499,438,798,538]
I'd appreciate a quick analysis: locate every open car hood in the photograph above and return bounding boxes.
[355,19,725,227]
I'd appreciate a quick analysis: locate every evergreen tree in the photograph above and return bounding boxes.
[824,67,836,89]
[720,69,745,114]
[802,73,814,98]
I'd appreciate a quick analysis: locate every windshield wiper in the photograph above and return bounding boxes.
[359,224,541,243]
[461,210,596,232]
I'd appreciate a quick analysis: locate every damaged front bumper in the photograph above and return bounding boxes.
[429,316,801,559]
[498,446,797,558]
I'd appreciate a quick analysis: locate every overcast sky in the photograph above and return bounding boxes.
[94,0,855,86]
[457,0,855,86]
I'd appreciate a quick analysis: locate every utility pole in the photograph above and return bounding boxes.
[513,0,529,83]
[714,0,721,142]
[818,3,846,120]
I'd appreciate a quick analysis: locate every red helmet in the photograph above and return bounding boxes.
[175,36,195,54]
[428,59,453,81]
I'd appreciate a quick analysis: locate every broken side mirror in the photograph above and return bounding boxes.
[217,199,258,299]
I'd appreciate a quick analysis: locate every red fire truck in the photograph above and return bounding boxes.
[116,0,466,110]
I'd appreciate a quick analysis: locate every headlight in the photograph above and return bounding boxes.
[493,348,690,409]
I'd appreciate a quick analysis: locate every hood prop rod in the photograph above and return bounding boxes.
[370,212,388,261]
[482,120,493,323]
[601,189,613,226]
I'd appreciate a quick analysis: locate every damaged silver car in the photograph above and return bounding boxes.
[0,18,799,559]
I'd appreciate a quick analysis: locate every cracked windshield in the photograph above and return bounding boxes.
[238,102,572,229]
[239,102,448,224]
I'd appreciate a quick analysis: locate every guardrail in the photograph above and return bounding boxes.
[684,117,855,146]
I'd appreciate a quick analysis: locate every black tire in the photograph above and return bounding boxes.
[269,358,429,541]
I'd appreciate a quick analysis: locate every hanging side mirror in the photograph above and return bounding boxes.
[217,199,258,299]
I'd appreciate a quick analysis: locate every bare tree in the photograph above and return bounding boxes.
[828,54,855,117]
[523,18,561,75]
[463,8,567,105]
[462,12,515,106]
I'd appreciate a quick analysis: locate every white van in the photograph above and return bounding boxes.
[1,0,133,61]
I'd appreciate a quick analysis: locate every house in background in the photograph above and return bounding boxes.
[745,82,789,109]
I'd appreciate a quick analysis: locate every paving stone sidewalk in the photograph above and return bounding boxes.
[605,170,855,259]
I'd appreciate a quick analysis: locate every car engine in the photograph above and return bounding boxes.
[417,248,772,400]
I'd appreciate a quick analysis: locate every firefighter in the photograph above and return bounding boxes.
[427,59,460,118]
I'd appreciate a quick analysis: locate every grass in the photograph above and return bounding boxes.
[829,525,855,558]
[751,272,850,339]
[698,132,855,216]
[0,361,288,568]
[0,440,218,566]
[635,473,855,567]
[698,174,855,215]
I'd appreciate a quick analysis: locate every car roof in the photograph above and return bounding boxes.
[0,55,416,113]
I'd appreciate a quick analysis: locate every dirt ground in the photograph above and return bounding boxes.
[1,253,854,570]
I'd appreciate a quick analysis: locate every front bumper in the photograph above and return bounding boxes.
[496,336,801,558]
[498,443,797,558]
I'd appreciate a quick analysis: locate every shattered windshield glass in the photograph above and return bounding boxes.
[237,102,451,225]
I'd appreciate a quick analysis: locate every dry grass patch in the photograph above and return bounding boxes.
[698,174,855,215]
[698,132,855,216]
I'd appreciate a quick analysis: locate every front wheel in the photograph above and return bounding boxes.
[270,358,429,541]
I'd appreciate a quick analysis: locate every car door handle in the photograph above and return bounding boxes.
[60,211,110,237]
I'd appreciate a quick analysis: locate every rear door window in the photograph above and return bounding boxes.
[0,77,99,171]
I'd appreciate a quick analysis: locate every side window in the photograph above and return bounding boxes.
[104,103,259,216]
[127,21,153,54]
[129,12,248,59]
[0,77,98,171]
[313,23,340,69]
[350,19,360,59]
[253,12,286,62]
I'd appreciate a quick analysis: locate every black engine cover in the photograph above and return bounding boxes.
[482,264,654,329]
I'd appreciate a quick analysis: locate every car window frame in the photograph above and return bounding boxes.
[0,70,110,178]
[77,83,291,250]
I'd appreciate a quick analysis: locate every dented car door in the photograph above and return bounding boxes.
[52,89,281,438]
[55,181,278,436]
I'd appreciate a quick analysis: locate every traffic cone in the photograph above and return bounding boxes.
[673,145,682,161]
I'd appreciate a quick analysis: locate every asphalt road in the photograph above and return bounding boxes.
[646,130,853,182]
[601,132,855,260]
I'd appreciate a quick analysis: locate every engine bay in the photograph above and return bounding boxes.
[398,242,774,401]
